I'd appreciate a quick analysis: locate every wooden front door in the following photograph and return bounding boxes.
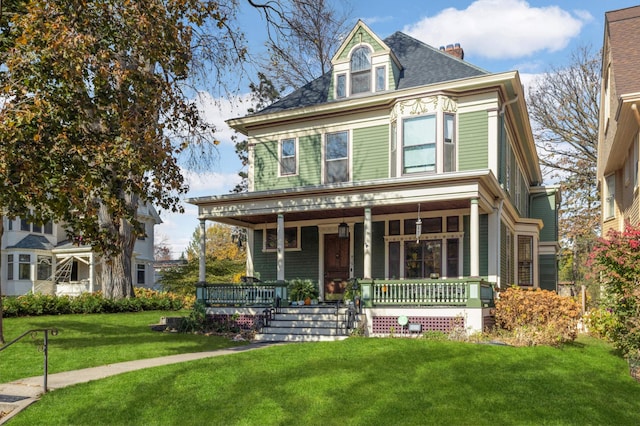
[324,234,349,299]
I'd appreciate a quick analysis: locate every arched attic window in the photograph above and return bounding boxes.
[350,46,371,94]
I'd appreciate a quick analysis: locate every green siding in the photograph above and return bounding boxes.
[354,221,385,279]
[463,214,489,277]
[353,125,389,181]
[539,254,557,291]
[458,111,488,171]
[530,192,558,242]
[252,226,319,282]
[253,135,321,191]
[252,230,276,281]
[337,30,384,60]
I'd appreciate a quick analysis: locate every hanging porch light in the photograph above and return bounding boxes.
[416,204,422,243]
[338,221,349,239]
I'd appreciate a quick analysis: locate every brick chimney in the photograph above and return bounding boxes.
[439,43,464,60]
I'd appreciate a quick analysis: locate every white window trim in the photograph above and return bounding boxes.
[278,137,298,177]
[323,130,351,184]
[604,173,616,220]
[335,73,347,99]
[375,65,387,92]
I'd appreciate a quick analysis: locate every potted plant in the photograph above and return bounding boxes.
[343,278,359,303]
[287,279,319,305]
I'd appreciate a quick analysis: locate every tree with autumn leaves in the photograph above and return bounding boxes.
[0,0,252,342]
[588,224,640,359]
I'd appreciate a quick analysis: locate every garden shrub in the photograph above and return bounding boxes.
[495,286,581,346]
[2,288,191,317]
[583,306,619,342]
[588,224,640,358]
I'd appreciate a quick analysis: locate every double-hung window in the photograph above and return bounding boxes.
[19,254,31,280]
[325,131,349,183]
[350,47,371,94]
[375,66,386,92]
[605,174,616,219]
[444,113,456,172]
[517,235,533,286]
[403,115,436,174]
[280,138,297,176]
[137,264,146,285]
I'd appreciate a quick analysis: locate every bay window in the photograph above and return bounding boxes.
[403,115,436,173]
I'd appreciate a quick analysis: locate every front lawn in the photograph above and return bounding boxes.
[10,336,640,425]
[0,311,245,383]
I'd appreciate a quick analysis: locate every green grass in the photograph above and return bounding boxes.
[8,335,640,425]
[0,311,246,383]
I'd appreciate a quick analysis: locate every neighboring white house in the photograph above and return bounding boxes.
[1,203,161,296]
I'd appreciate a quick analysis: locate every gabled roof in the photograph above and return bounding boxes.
[605,6,640,97]
[7,234,54,250]
[257,30,487,115]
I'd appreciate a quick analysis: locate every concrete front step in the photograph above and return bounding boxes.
[253,333,349,343]
[253,305,356,342]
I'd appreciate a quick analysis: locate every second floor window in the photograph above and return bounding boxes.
[280,138,297,176]
[403,115,436,174]
[444,113,456,172]
[325,131,349,183]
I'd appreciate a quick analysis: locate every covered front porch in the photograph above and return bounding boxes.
[190,170,508,286]
[188,170,505,338]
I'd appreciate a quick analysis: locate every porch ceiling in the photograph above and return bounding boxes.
[189,170,503,228]
[210,199,470,226]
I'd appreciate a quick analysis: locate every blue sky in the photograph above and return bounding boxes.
[156,0,640,258]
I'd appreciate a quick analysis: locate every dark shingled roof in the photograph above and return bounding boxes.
[258,31,488,115]
[606,6,640,97]
[8,234,54,250]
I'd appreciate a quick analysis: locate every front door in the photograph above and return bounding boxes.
[324,234,349,300]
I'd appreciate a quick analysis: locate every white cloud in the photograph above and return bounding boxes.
[402,0,592,59]
[182,169,242,196]
[194,91,254,146]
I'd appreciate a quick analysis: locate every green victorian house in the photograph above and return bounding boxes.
[189,21,560,339]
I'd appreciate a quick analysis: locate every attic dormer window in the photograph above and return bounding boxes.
[350,46,371,94]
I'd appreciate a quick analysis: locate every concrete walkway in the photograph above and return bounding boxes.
[0,342,277,424]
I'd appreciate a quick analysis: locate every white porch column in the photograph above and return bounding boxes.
[89,253,95,292]
[470,198,480,277]
[364,207,372,279]
[198,219,206,284]
[246,228,255,277]
[277,214,285,281]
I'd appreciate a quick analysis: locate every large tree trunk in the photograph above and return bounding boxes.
[98,192,139,299]
[0,219,4,344]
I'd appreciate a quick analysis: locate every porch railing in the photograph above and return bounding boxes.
[359,278,494,308]
[196,282,288,307]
